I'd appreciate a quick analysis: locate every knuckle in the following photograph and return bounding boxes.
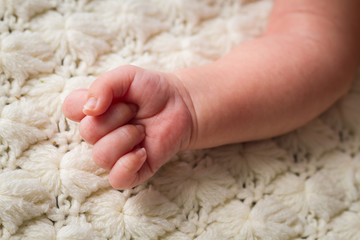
[119,125,134,140]
[79,117,98,144]
[118,157,134,173]
[92,145,111,169]
[121,125,143,140]
[114,102,135,118]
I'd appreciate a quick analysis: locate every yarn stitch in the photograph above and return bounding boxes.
[0,0,360,239]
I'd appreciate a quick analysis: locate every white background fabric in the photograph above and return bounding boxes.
[1,0,360,239]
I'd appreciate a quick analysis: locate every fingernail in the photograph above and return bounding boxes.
[128,104,138,113]
[83,97,97,111]
[134,147,147,160]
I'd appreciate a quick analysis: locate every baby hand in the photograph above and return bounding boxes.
[62,66,194,189]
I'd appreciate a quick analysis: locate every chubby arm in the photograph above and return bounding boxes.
[63,0,360,189]
[176,0,360,150]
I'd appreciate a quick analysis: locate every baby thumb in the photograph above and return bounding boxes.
[83,65,139,116]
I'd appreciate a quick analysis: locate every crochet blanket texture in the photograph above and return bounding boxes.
[0,0,360,239]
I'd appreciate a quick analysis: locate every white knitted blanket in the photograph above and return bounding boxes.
[1,0,360,239]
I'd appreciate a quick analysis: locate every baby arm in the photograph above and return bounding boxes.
[63,0,360,189]
[176,0,360,149]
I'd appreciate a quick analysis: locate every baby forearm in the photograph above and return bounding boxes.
[176,0,360,150]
